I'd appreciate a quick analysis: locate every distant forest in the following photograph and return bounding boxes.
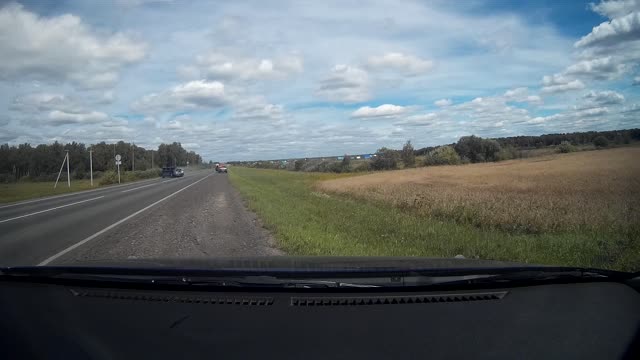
[415,128,640,156]
[0,141,203,182]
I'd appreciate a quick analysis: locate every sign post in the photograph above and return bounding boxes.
[116,154,121,184]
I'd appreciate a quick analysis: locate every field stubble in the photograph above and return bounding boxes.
[318,148,640,236]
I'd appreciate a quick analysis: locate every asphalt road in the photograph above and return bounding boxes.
[0,170,281,267]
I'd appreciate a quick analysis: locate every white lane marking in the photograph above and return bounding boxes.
[0,177,162,210]
[38,173,213,266]
[121,182,159,193]
[0,196,105,224]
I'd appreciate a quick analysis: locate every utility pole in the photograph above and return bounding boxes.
[132,143,135,171]
[89,149,93,186]
[151,151,154,169]
[66,150,70,188]
[54,151,67,189]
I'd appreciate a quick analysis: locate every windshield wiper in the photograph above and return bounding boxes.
[0,266,632,289]
[0,268,379,288]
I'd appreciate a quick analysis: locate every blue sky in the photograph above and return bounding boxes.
[1,0,639,161]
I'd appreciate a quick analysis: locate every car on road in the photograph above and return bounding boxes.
[161,167,184,178]
[216,163,228,173]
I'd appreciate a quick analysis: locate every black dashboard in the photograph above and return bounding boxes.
[1,279,638,359]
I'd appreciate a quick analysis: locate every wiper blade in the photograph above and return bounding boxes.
[412,269,617,287]
[0,268,379,288]
[1,266,631,289]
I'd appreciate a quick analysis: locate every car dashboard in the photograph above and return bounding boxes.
[0,278,638,359]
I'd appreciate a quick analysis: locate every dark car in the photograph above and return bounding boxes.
[161,167,183,178]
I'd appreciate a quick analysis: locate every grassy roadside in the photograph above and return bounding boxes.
[0,180,100,204]
[229,167,638,271]
[0,173,157,204]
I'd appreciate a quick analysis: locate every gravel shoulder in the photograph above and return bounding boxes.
[57,173,282,264]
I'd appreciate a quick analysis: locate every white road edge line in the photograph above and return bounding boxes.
[0,196,105,224]
[38,173,213,266]
[121,182,159,193]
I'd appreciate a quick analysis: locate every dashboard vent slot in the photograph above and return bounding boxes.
[290,291,507,307]
[70,289,273,306]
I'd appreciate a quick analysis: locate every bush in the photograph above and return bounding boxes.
[496,146,518,161]
[558,141,577,153]
[99,171,119,185]
[123,169,161,181]
[593,136,609,148]
[353,162,371,172]
[370,147,400,170]
[424,146,461,166]
[294,160,306,171]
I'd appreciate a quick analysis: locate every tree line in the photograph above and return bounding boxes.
[415,128,640,156]
[0,141,203,182]
[238,128,640,173]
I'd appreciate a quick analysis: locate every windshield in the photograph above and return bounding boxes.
[0,0,638,275]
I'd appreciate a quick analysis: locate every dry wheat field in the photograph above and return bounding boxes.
[318,147,640,236]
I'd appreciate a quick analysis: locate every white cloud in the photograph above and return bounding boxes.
[575,11,640,48]
[132,80,226,113]
[316,65,370,103]
[503,87,543,104]
[181,53,303,81]
[634,75,640,85]
[160,119,183,130]
[351,104,406,118]
[101,117,129,128]
[366,52,433,75]
[10,93,81,113]
[582,90,625,106]
[590,0,640,18]
[47,110,109,125]
[0,4,147,89]
[434,99,452,107]
[565,56,627,79]
[232,96,284,121]
[393,113,438,126]
[541,74,586,93]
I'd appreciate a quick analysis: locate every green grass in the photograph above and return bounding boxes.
[229,167,638,271]
[0,180,99,203]
[0,170,160,203]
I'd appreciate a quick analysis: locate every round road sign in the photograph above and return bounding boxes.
[115,154,121,161]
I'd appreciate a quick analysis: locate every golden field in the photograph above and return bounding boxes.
[317,147,640,235]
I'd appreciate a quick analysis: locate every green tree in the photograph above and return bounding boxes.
[341,155,351,171]
[454,135,502,163]
[371,147,400,170]
[424,146,461,166]
[401,140,416,167]
[593,136,609,148]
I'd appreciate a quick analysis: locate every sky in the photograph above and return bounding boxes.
[0,0,639,161]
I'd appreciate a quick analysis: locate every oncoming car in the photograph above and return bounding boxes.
[216,163,228,173]
[161,167,184,178]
